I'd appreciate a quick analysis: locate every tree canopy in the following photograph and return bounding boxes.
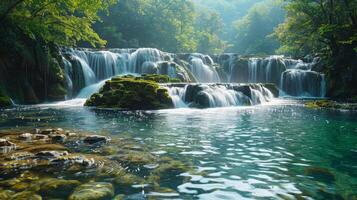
[231,0,285,55]
[0,0,115,47]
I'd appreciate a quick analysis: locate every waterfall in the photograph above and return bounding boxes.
[247,56,286,86]
[165,86,187,108]
[163,83,275,108]
[280,69,326,97]
[61,48,190,98]
[61,47,326,101]
[188,54,220,83]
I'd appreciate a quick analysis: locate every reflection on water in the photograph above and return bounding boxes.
[1,100,357,199]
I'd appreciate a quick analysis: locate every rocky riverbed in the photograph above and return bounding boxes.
[0,128,192,199]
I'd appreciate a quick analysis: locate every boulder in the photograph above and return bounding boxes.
[85,75,174,110]
[83,135,110,145]
[50,134,67,143]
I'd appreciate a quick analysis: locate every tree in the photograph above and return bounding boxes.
[0,0,116,47]
[195,11,226,53]
[95,0,197,52]
[275,0,357,98]
[231,0,285,55]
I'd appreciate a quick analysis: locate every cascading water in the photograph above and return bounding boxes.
[163,83,274,108]
[281,70,326,97]
[188,54,220,83]
[60,47,326,108]
[61,48,191,98]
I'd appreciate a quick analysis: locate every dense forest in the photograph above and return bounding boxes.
[0,0,356,104]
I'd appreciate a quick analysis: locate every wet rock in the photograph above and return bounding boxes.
[41,129,55,135]
[35,151,69,159]
[83,135,110,145]
[51,155,95,167]
[0,190,15,199]
[40,178,81,197]
[51,134,67,143]
[66,132,77,137]
[34,134,48,140]
[12,191,42,200]
[0,138,15,147]
[5,151,34,160]
[0,138,16,153]
[18,133,33,141]
[69,182,114,200]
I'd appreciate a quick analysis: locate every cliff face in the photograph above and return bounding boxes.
[0,22,67,106]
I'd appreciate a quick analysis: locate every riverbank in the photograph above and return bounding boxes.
[0,128,190,199]
[305,100,357,111]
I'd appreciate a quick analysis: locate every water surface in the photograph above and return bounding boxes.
[1,99,356,199]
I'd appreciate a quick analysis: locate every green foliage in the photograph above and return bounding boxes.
[94,0,197,52]
[231,0,285,55]
[275,0,357,98]
[195,11,226,53]
[275,0,357,57]
[0,0,116,47]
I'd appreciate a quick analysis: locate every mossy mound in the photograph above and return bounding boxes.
[306,100,357,111]
[85,75,176,110]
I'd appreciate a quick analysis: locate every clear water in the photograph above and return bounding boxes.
[1,100,357,199]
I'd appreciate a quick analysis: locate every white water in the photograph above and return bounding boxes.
[164,84,274,108]
[60,48,326,109]
[189,55,220,83]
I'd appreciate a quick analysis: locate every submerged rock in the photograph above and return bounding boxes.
[12,191,42,200]
[69,182,114,200]
[51,134,67,143]
[83,135,110,145]
[18,133,33,141]
[33,134,48,140]
[35,151,69,159]
[39,178,81,197]
[304,167,336,183]
[0,138,16,153]
[0,190,15,199]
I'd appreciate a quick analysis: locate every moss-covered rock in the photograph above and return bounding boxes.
[85,75,175,110]
[305,100,357,111]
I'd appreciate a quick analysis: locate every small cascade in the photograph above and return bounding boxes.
[61,48,190,97]
[247,56,286,86]
[165,86,187,108]
[163,83,275,108]
[188,54,220,83]
[281,70,326,97]
[129,48,166,73]
[76,79,109,99]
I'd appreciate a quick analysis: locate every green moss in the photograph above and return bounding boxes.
[85,75,174,110]
[305,100,357,110]
[0,88,11,108]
